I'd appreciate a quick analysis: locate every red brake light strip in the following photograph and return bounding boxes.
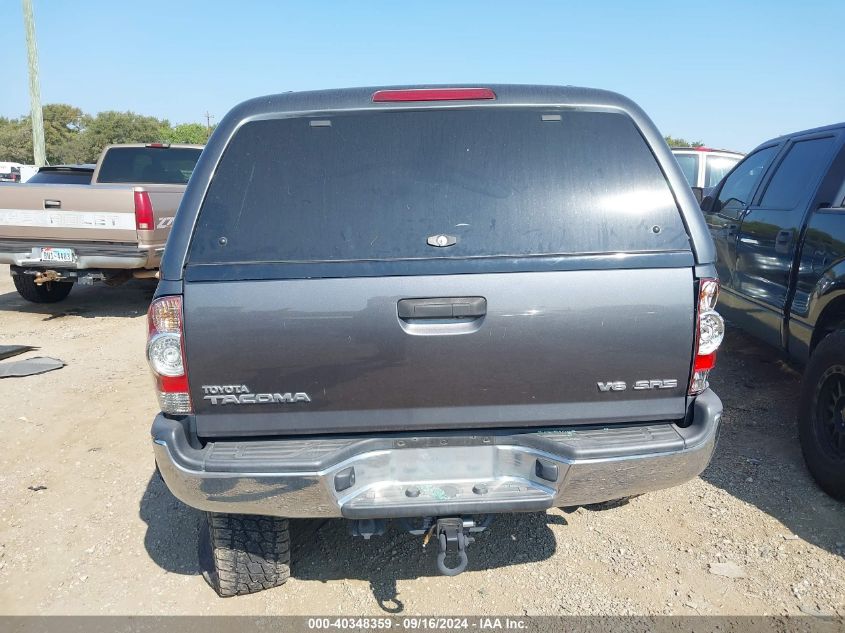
[372,88,496,102]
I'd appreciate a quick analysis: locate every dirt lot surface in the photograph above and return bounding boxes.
[0,264,843,616]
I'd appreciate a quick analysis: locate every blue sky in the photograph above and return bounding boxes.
[1,0,842,152]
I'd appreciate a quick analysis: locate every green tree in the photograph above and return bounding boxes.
[0,106,213,164]
[79,111,170,162]
[0,117,32,163]
[0,105,87,164]
[664,135,705,148]
[161,122,209,144]
[42,104,86,164]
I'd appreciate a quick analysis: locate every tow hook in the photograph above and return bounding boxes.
[361,515,492,576]
[433,518,473,576]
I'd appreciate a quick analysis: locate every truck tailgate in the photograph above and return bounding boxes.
[185,267,694,437]
[0,184,138,242]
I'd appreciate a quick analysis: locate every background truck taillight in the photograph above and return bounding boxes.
[689,278,725,395]
[134,190,154,230]
[147,296,192,414]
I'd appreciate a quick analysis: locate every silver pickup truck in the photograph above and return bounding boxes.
[148,85,725,596]
[0,143,202,302]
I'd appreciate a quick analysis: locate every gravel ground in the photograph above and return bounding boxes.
[0,264,843,616]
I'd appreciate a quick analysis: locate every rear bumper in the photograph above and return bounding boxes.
[0,239,159,270]
[152,390,722,519]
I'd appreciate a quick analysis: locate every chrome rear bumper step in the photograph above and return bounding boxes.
[152,390,721,519]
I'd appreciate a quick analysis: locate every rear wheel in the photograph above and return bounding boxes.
[199,512,291,597]
[583,496,633,511]
[799,331,845,500]
[12,273,73,303]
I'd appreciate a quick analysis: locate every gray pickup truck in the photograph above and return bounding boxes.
[148,85,725,596]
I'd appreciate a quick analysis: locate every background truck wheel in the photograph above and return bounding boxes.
[12,274,73,303]
[799,331,845,500]
[199,512,291,597]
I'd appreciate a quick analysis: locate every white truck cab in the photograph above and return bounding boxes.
[672,147,743,190]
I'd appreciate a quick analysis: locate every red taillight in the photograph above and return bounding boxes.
[159,374,189,392]
[147,296,192,414]
[372,88,496,102]
[689,279,725,395]
[134,190,154,231]
[694,352,716,372]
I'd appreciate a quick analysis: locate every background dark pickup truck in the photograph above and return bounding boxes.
[702,122,845,499]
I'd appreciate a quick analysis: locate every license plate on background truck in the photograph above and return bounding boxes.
[39,247,74,263]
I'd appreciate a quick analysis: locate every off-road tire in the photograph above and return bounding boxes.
[583,496,633,511]
[560,496,635,513]
[798,330,845,500]
[12,274,73,303]
[200,512,291,597]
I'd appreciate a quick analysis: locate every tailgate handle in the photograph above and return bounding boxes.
[398,297,487,319]
[44,199,61,209]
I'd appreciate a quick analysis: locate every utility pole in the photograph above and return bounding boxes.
[22,0,46,166]
[204,111,215,139]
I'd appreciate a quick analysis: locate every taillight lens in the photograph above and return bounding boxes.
[147,296,192,414]
[134,190,154,231]
[698,311,725,355]
[148,334,184,376]
[690,279,724,395]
